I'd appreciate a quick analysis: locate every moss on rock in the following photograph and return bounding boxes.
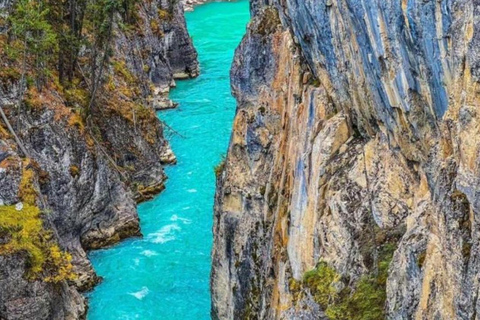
[302,244,395,320]
[0,204,76,282]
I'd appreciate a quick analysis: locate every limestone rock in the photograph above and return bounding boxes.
[0,0,198,318]
[212,1,480,319]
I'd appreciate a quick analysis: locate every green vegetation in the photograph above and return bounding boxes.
[6,0,58,87]
[1,0,140,104]
[214,156,226,177]
[302,244,395,320]
[63,83,90,109]
[18,161,37,205]
[303,261,341,307]
[0,204,44,273]
[112,60,136,85]
[0,161,76,282]
[0,0,162,147]
[0,204,76,282]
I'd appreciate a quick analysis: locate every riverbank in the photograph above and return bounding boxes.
[0,0,197,318]
[86,2,250,319]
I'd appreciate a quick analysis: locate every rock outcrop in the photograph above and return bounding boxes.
[183,0,210,12]
[182,0,234,12]
[212,1,480,319]
[0,0,197,318]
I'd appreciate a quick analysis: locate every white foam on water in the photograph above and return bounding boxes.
[147,224,181,244]
[140,250,158,257]
[187,189,197,193]
[133,258,140,266]
[170,215,192,225]
[128,287,149,300]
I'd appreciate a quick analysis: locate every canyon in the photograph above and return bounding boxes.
[2,0,480,319]
[86,2,249,319]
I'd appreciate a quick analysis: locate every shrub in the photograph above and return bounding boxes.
[214,156,226,177]
[303,261,341,307]
[43,245,76,283]
[64,87,89,109]
[18,162,37,205]
[0,204,76,282]
[303,244,395,320]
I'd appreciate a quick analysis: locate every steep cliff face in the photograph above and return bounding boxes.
[212,1,480,319]
[0,0,197,318]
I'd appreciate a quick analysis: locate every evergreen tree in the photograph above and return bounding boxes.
[8,0,58,88]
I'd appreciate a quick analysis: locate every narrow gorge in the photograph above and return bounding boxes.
[212,0,480,319]
[2,0,480,319]
[1,0,251,319]
[87,2,249,319]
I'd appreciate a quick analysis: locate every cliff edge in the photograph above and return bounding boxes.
[212,1,480,319]
[0,0,197,318]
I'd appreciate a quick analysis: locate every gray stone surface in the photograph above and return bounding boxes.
[0,0,198,318]
[212,1,480,319]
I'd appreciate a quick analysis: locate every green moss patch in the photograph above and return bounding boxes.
[0,204,76,282]
[302,244,395,320]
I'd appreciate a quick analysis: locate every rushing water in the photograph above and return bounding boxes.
[86,2,250,319]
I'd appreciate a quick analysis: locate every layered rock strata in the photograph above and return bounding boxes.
[212,1,480,319]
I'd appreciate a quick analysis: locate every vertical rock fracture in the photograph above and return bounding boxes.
[212,1,480,319]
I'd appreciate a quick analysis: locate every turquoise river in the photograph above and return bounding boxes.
[86,2,250,319]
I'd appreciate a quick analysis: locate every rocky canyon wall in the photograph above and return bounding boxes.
[212,1,480,319]
[0,0,197,318]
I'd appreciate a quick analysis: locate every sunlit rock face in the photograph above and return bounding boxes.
[212,1,480,319]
